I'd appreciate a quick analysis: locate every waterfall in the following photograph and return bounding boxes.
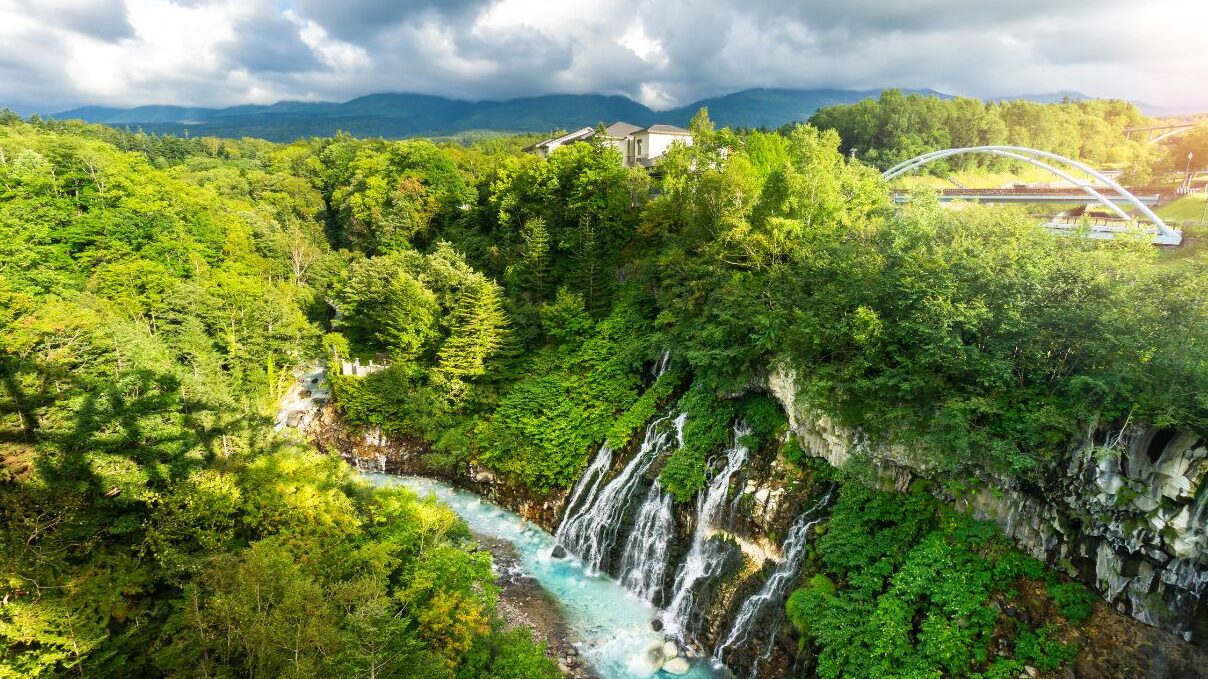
[661,421,751,641]
[619,480,675,603]
[274,366,329,431]
[558,444,614,528]
[653,349,672,379]
[712,486,836,666]
[555,415,676,574]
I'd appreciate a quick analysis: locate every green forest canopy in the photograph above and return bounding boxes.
[1,96,1205,676]
[807,89,1151,172]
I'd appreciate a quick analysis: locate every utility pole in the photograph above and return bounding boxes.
[1181,151,1194,194]
[1200,183,1207,226]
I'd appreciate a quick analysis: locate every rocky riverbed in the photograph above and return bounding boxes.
[475,533,596,678]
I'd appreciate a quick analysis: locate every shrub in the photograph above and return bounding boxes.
[1048,581,1096,625]
[1014,625,1078,671]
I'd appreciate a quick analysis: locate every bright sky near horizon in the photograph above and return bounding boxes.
[1,0,1206,113]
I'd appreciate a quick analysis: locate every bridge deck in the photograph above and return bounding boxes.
[1124,124,1194,132]
[1043,219,1182,245]
[892,193,1161,206]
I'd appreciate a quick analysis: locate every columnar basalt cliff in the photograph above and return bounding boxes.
[765,365,1208,642]
[279,365,1208,676]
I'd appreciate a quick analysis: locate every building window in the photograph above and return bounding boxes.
[636,139,643,156]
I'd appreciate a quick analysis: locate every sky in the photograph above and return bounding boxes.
[1,0,1206,114]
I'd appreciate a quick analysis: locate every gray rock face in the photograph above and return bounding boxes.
[765,365,1208,640]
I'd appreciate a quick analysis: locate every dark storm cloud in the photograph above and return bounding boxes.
[290,0,490,42]
[613,0,1158,106]
[0,20,79,113]
[0,0,1203,113]
[219,7,319,73]
[753,0,1131,33]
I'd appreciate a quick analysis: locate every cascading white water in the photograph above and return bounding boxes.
[370,474,726,679]
[660,421,751,641]
[619,480,675,603]
[555,353,679,575]
[556,416,675,574]
[558,444,614,529]
[712,486,837,666]
[653,349,672,379]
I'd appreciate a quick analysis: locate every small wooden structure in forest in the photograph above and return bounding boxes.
[340,359,387,377]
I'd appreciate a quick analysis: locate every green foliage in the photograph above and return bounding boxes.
[483,140,642,312]
[1014,625,1079,671]
[0,118,554,678]
[1048,581,1096,625]
[330,366,452,441]
[337,254,441,360]
[328,243,510,441]
[1160,125,1208,174]
[320,138,474,253]
[434,275,509,395]
[606,369,679,450]
[539,288,594,345]
[5,100,1201,679]
[737,392,788,443]
[474,296,655,490]
[808,89,1149,170]
[659,384,737,502]
[335,107,1206,492]
[787,484,1079,678]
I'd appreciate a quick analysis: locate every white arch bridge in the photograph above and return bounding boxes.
[883,146,1182,246]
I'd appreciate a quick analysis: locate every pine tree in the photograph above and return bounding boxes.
[434,277,508,395]
[518,217,550,301]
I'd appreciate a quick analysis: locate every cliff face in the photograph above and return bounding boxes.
[279,368,815,677]
[277,369,571,530]
[765,365,1208,642]
[310,402,573,530]
[282,366,1208,675]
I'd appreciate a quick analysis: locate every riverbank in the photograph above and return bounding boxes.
[475,533,596,678]
[366,474,727,679]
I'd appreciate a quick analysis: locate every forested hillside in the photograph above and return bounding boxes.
[50,88,945,142]
[2,99,1206,677]
[0,113,557,678]
[808,89,1150,171]
[318,110,1206,491]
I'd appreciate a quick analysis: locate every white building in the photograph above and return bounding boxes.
[627,124,693,167]
[529,121,693,168]
[529,127,594,158]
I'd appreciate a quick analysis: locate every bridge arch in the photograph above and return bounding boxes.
[1150,126,1196,144]
[882,145,1180,244]
[1125,124,1196,144]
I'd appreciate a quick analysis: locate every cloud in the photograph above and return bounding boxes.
[219,6,319,74]
[289,0,489,43]
[0,0,1204,114]
[16,0,134,41]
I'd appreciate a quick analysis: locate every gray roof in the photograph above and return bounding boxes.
[603,121,642,138]
[529,126,594,150]
[636,123,692,135]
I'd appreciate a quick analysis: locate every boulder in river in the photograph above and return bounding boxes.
[628,640,666,676]
[662,641,679,660]
[663,657,691,675]
[551,545,567,559]
[650,618,663,632]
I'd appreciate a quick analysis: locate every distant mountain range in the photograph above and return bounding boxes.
[50,88,1097,142]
